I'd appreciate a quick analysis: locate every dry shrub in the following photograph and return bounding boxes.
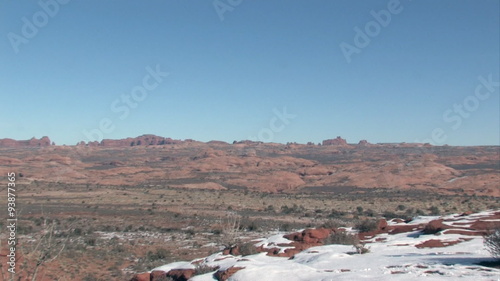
[324,231,358,245]
[484,229,500,259]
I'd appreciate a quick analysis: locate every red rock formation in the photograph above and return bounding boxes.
[386,224,425,235]
[442,229,486,236]
[322,137,348,146]
[74,134,189,147]
[358,140,373,146]
[133,268,195,281]
[214,267,245,281]
[377,219,388,232]
[129,272,150,281]
[232,140,262,145]
[127,210,500,280]
[258,228,337,257]
[0,136,52,147]
[222,246,241,256]
[208,140,229,145]
[422,219,451,234]
[166,268,195,281]
[415,238,470,248]
[1,136,498,197]
[100,134,184,147]
[150,270,168,281]
[284,228,332,244]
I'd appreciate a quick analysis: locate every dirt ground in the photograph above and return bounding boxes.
[0,182,498,281]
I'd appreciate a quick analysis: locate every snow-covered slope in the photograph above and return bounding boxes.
[134,210,500,281]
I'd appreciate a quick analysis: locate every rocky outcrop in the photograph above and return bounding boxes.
[284,228,332,244]
[102,134,184,147]
[75,134,190,147]
[358,140,373,146]
[355,211,500,242]
[166,268,195,281]
[129,210,500,281]
[129,272,150,281]
[0,136,52,147]
[232,140,262,145]
[131,268,195,281]
[150,270,167,281]
[214,266,245,281]
[252,228,338,258]
[322,137,348,146]
[1,136,498,197]
[415,238,471,248]
[422,219,451,234]
[207,140,230,145]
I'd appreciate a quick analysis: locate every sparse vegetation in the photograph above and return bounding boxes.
[82,274,102,281]
[382,211,399,220]
[147,248,170,261]
[429,206,441,216]
[324,231,370,255]
[7,177,498,280]
[353,243,370,254]
[132,248,172,273]
[194,264,220,275]
[324,231,358,245]
[217,213,243,248]
[322,219,348,229]
[328,209,346,218]
[281,204,304,214]
[355,219,378,233]
[363,209,376,217]
[238,241,260,256]
[484,229,500,259]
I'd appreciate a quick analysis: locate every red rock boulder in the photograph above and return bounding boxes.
[150,270,168,281]
[284,228,332,244]
[214,267,245,281]
[166,268,196,281]
[422,219,451,234]
[129,272,150,281]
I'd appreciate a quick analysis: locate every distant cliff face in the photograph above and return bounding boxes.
[322,137,348,146]
[101,135,184,147]
[77,134,190,147]
[0,135,499,196]
[0,136,52,147]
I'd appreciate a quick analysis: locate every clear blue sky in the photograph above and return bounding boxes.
[1,0,499,145]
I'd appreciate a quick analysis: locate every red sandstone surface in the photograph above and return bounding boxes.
[0,135,498,196]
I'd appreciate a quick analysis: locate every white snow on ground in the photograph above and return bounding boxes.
[154,210,500,281]
[406,216,442,225]
[221,235,498,281]
[152,261,195,272]
[253,233,295,253]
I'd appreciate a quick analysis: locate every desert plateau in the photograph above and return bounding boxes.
[0,136,498,280]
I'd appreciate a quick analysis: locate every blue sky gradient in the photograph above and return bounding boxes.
[1,0,499,145]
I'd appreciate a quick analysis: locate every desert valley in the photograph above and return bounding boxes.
[0,135,499,280]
